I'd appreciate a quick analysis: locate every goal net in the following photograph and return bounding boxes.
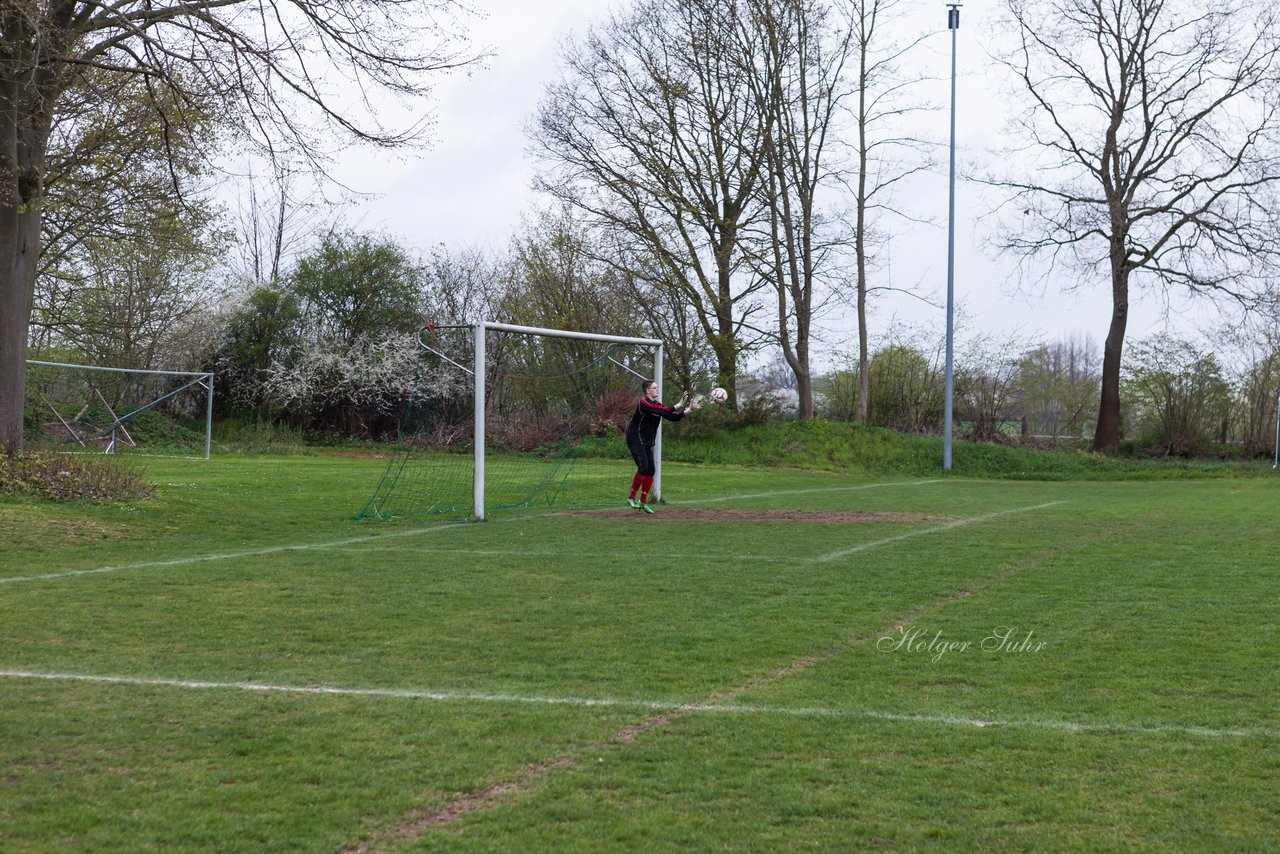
[24,360,214,458]
[357,322,664,522]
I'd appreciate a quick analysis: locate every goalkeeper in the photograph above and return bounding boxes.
[626,379,699,513]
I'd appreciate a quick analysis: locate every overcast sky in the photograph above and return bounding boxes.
[326,0,1219,358]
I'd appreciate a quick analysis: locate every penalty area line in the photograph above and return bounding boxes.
[0,480,942,585]
[693,701,1275,739]
[0,669,673,712]
[0,524,459,585]
[817,501,1067,563]
[0,668,1268,740]
[318,546,799,562]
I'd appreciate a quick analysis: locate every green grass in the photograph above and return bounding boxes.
[1,455,1278,852]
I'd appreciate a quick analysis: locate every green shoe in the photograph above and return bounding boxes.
[640,501,655,514]
[627,497,641,509]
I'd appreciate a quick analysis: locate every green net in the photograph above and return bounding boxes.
[356,325,657,522]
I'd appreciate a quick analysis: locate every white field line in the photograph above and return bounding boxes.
[0,669,671,710]
[0,668,1269,739]
[694,701,1276,739]
[319,493,1056,563]
[0,479,945,585]
[318,546,799,561]
[816,501,1066,563]
[0,525,457,585]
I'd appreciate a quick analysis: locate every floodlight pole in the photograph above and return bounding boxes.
[943,2,961,472]
[1273,389,1279,469]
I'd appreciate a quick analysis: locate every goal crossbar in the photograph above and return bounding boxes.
[421,321,661,349]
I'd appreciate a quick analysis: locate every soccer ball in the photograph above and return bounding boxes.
[710,387,728,403]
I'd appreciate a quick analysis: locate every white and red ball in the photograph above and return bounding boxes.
[710,387,728,403]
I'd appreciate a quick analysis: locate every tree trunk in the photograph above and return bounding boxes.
[0,239,35,451]
[855,225,869,423]
[854,42,870,424]
[796,369,813,419]
[710,304,738,406]
[792,318,812,418]
[709,232,739,406]
[1092,263,1129,451]
[0,88,49,451]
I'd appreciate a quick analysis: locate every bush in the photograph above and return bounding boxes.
[866,345,944,432]
[212,416,312,454]
[114,410,206,450]
[1122,336,1233,455]
[0,450,153,500]
[666,390,785,439]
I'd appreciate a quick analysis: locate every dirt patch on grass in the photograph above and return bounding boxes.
[0,508,127,548]
[565,508,950,522]
[315,449,395,460]
[345,754,578,852]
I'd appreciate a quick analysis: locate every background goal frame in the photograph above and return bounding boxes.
[26,359,215,459]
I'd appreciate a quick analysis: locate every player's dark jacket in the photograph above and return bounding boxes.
[626,397,686,446]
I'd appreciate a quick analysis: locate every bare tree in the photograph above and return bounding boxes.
[231,161,331,289]
[755,347,799,391]
[530,0,773,406]
[0,0,481,449]
[616,251,713,393]
[989,0,1280,451]
[743,0,856,419]
[954,331,1031,441]
[847,0,933,423]
[502,206,643,337]
[1216,317,1280,453]
[40,222,225,369]
[421,241,504,326]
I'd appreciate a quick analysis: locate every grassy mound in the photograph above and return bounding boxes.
[580,419,1266,479]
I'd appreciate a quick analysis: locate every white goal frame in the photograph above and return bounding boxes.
[429,321,664,521]
[26,359,215,459]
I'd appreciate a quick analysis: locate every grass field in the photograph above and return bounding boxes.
[2,453,1278,852]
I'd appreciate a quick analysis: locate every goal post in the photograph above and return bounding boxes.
[358,321,665,522]
[24,360,215,459]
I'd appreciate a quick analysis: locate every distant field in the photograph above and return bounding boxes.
[1,455,1277,852]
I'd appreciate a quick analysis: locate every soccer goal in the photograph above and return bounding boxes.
[357,322,664,521]
[24,360,215,459]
